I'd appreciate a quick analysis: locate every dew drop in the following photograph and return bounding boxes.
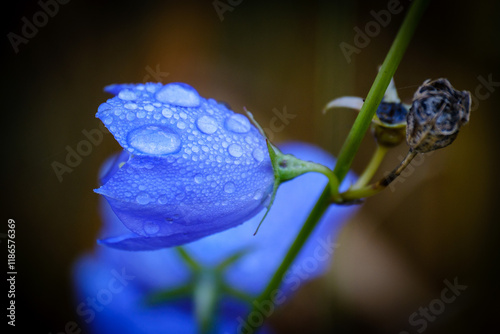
[136,192,151,205]
[224,182,235,193]
[98,103,112,113]
[225,114,251,133]
[194,174,203,184]
[228,144,243,158]
[162,108,173,118]
[128,125,181,155]
[144,104,154,112]
[136,110,146,118]
[126,112,135,121]
[252,148,264,162]
[103,116,113,125]
[144,221,160,235]
[124,103,138,110]
[158,195,168,204]
[118,89,137,101]
[177,121,186,130]
[154,83,200,107]
[196,115,218,134]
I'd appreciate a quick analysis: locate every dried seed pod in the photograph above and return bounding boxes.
[406,78,471,153]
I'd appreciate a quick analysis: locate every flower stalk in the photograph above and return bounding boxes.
[339,149,418,201]
[242,0,430,332]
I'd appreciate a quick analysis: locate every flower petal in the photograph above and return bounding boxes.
[98,142,359,296]
[95,152,274,246]
[323,96,364,113]
[97,82,263,158]
[95,82,276,247]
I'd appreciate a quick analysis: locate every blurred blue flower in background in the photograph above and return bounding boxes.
[95,82,275,249]
[74,142,358,333]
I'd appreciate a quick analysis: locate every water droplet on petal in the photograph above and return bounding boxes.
[103,116,113,125]
[252,148,264,162]
[196,115,218,134]
[253,191,263,200]
[158,195,168,204]
[144,221,160,235]
[98,103,112,113]
[124,103,137,110]
[177,121,186,130]
[194,174,203,184]
[136,192,151,205]
[226,114,251,133]
[162,108,173,118]
[224,182,235,193]
[128,125,181,155]
[144,104,154,112]
[154,83,200,107]
[118,89,137,101]
[136,110,146,118]
[228,144,243,158]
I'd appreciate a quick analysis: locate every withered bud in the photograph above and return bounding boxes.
[406,78,471,153]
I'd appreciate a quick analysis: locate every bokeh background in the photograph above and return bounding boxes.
[3,0,500,333]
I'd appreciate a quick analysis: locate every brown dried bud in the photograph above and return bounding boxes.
[406,78,471,153]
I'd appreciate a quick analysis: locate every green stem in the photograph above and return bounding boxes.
[351,144,388,189]
[243,187,331,333]
[241,1,429,332]
[332,0,429,184]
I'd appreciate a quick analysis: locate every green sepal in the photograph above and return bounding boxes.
[245,108,341,235]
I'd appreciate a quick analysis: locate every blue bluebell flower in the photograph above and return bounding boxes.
[95,82,275,249]
[74,142,358,333]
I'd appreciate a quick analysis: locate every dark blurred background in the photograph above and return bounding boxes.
[2,0,500,333]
